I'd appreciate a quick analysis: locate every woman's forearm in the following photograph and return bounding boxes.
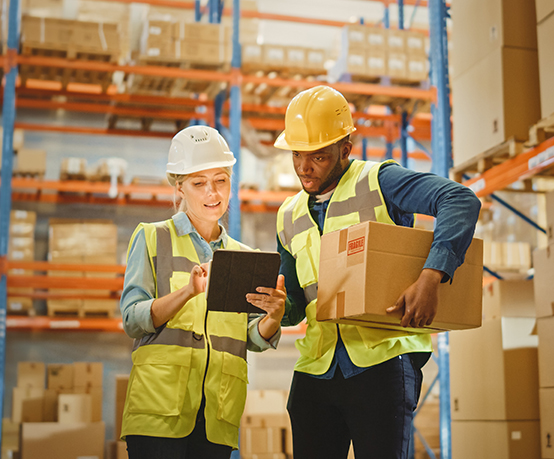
[150,284,196,328]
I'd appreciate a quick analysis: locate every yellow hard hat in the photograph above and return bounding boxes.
[274,85,356,151]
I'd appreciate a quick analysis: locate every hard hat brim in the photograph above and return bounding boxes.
[166,157,236,186]
[273,126,357,151]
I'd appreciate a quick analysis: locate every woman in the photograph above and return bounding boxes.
[120,126,286,459]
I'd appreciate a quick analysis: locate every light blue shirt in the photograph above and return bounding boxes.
[120,211,280,352]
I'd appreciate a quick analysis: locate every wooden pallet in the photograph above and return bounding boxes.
[525,112,554,148]
[12,171,45,180]
[450,137,526,183]
[20,44,117,92]
[47,302,115,318]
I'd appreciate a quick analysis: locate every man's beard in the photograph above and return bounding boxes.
[305,156,345,196]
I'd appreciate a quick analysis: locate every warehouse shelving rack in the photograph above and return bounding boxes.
[3,0,546,457]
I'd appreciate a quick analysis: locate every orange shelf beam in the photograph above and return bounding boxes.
[2,55,436,102]
[14,122,177,139]
[4,260,126,274]
[462,136,554,198]
[15,99,213,123]
[6,316,125,332]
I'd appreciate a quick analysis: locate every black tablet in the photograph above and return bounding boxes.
[206,250,281,314]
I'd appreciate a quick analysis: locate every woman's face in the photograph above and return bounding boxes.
[177,168,231,224]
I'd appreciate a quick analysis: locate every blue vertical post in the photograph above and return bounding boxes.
[385,142,394,160]
[361,138,368,161]
[228,0,242,241]
[428,0,453,458]
[0,0,20,451]
[194,0,202,22]
[398,0,405,29]
[400,111,409,168]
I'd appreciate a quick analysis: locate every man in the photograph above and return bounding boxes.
[274,85,481,459]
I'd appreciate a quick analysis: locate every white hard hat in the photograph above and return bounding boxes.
[166,126,236,185]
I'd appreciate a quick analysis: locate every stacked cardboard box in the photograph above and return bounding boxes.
[14,149,46,177]
[47,219,118,317]
[2,418,20,459]
[21,16,119,59]
[536,0,554,118]
[12,361,105,459]
[108,374,130,459]
[7,210,36,315]
[140,20,229,66]
[533,190,554,458]
[342,25,427,81]
[483,241,532,274]
[241,390,291,459]
[77,0,131,62]
[451,0,541,166]
[450,280,541,457]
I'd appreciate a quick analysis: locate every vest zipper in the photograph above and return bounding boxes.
[199,308,210,418]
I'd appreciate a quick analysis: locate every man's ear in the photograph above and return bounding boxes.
[341,140,353,160]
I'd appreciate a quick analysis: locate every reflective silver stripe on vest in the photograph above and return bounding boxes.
[281,211,313,251]
[303,282,318,303]
[154,225,173,298]
[210,335,247,360]
[326,168,382,222]
[133,327,206,351]
[153,225,198,298]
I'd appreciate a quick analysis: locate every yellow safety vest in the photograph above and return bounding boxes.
[121,218,250,448]
[277,159,433,375]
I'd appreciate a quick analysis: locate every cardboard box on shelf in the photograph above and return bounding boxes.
[240,427,285,454]
[405,31,427,56]
[173,21,226,44]
[533,244,554,318]
[538,12,554,119]
[240,454,286,459]
[346,51,366,76]
[540,387,554,458]
[115,375,129,441]
[242,43,263,64]
[406,54,428,81]
[21,17,74,48]
[47,364,74,392]
[58,394,92,424]
[451,0,537,79]
[366,27,386,50]
[175,40,227,65]
[17,362,45,389]
[385,29,406,52]
[387,52,407,79]
[242,390,289,428]
[15,150,46,176]
[12,388,44,423]
[42,389,57,422]
[2,418,21,457]
[262,45,285,67]
[284,47,306,69]
[450,317,539,420]
[537,316,554,388]
[73,362,103,388]
[452,420,541,459]
[483,279,536,319]
[73,21,119,54]
[305,48,326,71]
[452,46,541,167]
[20,421,105,459]
[74,386,103,422]
[10,210,36,230]
[536,0,554,23]
[546,190,554,244]
[365,49,387,77]
[344,25,367,51]
[317,221,483,333]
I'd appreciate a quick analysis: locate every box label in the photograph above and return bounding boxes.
[348,237,365,256]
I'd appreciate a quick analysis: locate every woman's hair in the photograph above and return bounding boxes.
[171,166,233,213]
